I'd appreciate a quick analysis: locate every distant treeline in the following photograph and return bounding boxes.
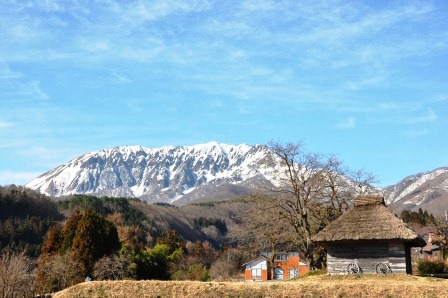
[0,185,62,257]
[400,208,436,226]
[58,194,164,248]
[193,217,227,234]
[58,195,147,226]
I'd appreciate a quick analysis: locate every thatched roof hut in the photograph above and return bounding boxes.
[312,194,425,274]
[313,195,425,246]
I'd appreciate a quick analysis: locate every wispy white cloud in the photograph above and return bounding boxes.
[78,39,111,53]
[0,65,49,101]
[0,65,21,79]
[0,0,443,91]
[12,0,66,13]
[336,117,356,129]
[110,71,131,84]
[210,99,224,108]
[0,0,446,188]
[122,99,143,112]
[293,2,434,47]
[406,108,437,124]
[0,120,14,129]
[378,102,401,110]
[403,129,428,138]
[100,0,212,27]
[0,170,42,186]
[343,71,391,91]
[434,94,448,103]
[9,0,435,112]
[15,80,50,100]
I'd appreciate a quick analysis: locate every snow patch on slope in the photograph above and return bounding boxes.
[385,167,448,205]
[26,142,282,202]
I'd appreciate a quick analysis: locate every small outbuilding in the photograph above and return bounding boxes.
[421,232,444,262]
[243,255,270,281]
[243,252,309,281]
[312,194,425,274]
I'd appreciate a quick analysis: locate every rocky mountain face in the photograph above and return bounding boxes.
[26,142,281,204]
[384,167,448,216]
[25,142,447,214]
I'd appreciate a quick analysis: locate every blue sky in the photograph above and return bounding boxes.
[0,0,447,187]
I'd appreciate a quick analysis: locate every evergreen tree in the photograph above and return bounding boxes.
[41,224,63,255]
[131,245,170,280]
[418,208,425,223]
[0,185,61,256]
[70,209,120,277]
[423,210,429,224]
[60,210,82,253]
[409,212,421,224]
[400,210,411,223]
[157,230,184,255]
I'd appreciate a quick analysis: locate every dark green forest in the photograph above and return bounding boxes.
[0,185,62,256]
[400,208,436,226]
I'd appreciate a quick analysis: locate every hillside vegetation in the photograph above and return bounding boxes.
[57,194,255,248]
[0,185,62,256]
[54,275,448,298]
[3,186,447,296]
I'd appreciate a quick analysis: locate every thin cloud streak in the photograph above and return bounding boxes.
[406,108,438,124]
[0,0,446,186]
[336,117,356,129]
[0,171,42,186]
[0,121,14,129]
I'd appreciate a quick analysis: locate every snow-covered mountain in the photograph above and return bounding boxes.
[25,142,448,213]
[384,167,448,216]
[26,142,281,204]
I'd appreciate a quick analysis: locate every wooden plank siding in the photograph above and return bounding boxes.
[327,241,408,274]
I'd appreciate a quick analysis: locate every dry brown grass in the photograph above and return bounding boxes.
[53,275,448,298]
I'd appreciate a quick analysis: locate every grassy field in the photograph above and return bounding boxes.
[53,274,448,298]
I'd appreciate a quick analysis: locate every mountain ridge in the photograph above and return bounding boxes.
[385,167,448,216]
[26,142,280,203]
[26,142,448,215]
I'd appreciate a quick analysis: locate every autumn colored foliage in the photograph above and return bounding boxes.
[36,209,120,292]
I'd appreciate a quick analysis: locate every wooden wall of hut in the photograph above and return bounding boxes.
[326,241,408,274]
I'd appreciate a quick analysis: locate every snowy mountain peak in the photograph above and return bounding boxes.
[24,143,448,214]
[384,167,448,215]
[26,143,278,203]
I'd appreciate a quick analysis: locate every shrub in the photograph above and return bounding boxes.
[297,269,326,279]
[417,260,446,275]
[186,263,210,281]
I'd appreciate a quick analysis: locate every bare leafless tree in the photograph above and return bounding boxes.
[0,251,34,298]
[268,141,376,269]
[93,252,136,281]
[320,155,377,223]
[36,250,83,294]
[209,249,241,281]
[231,195,294,277]
[51,251,83,290]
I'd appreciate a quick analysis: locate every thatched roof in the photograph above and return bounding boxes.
[312,195,425,247]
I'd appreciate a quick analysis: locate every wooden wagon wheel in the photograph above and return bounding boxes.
[375,263,391,274]
[346,263,361,274]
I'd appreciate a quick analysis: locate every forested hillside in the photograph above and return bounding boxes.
[0,186,261,294]
[1,183,444,296]
[0,184,256,260]
[56,194,255,248]
[34,194,262,293]
[0,185,62,256]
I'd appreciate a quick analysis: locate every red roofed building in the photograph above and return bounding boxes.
[243,252,309,281]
